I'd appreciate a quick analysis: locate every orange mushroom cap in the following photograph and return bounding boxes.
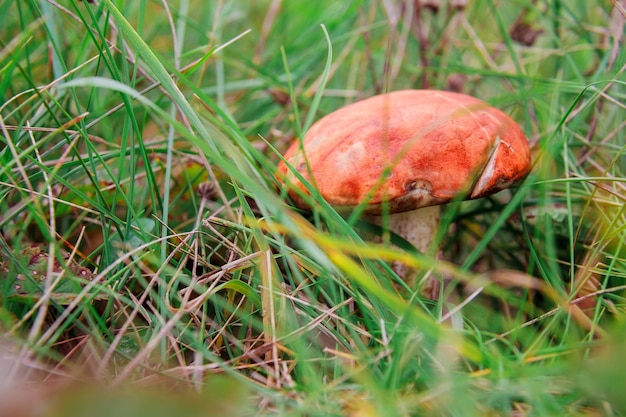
[277,89,531,214]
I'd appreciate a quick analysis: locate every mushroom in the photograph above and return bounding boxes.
[277,90,531,292]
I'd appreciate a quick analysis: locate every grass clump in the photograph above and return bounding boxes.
[1,0,625,416]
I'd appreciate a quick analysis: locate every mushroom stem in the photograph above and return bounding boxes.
[366,205,441,293]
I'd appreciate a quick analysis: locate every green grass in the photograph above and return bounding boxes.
[1,0,625,415]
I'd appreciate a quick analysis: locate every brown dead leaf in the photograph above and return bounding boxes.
[414,0,467,13]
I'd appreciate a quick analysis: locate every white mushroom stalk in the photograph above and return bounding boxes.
[365,205,441,289]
